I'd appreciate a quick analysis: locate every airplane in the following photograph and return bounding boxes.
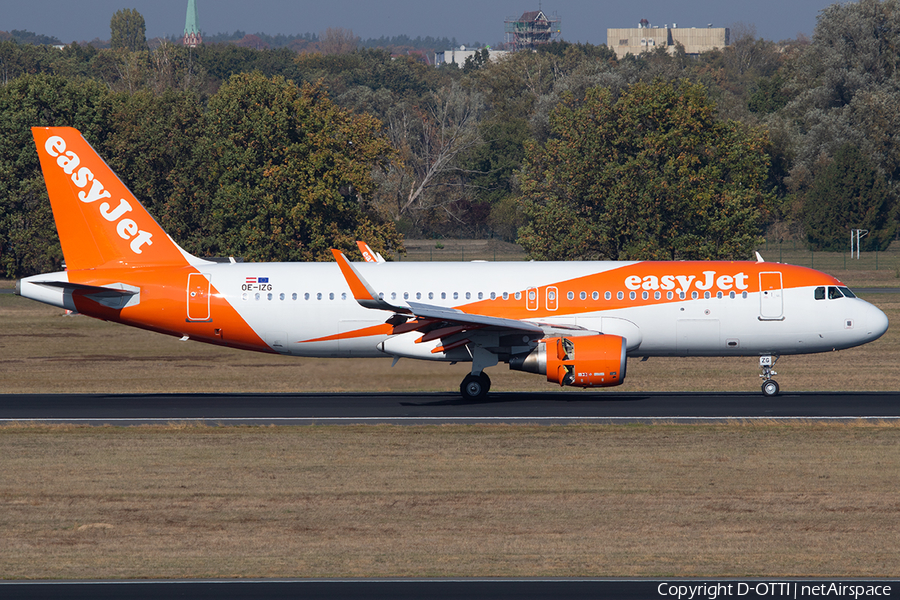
[16,127,890,399]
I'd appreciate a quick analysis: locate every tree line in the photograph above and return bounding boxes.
[1,1,899,278]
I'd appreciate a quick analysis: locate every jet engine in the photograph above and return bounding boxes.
[508,335,627,387]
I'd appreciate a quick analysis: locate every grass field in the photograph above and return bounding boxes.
[2,422,900,579]
[1,256,899,579]
[397,239,900,278]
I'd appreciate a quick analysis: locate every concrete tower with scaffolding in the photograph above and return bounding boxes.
[183,0,202,47]
[504,9,561,51]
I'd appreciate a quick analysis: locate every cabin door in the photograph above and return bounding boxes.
[187,272,211,322]
[758,271,783,320]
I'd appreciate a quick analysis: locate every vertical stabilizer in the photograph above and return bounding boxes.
[32,127,194,270]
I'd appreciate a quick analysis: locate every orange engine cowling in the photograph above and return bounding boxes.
[508,335,627,388]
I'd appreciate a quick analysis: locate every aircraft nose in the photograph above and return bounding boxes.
[865,302,889,341]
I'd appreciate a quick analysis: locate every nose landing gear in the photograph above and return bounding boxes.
[759,355,780,396]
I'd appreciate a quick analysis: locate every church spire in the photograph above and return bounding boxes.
[183,0,202,47]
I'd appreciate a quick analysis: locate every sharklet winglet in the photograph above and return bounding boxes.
[330,249,410,313]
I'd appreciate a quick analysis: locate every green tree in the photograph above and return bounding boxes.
[190,73,402,261]
[517,79,773,261]
[110,8,147,52]
[803,144,896,251]
[0,74,110,277]
[101,89,207,247]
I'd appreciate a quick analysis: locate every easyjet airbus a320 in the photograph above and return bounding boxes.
[17,127,889,399]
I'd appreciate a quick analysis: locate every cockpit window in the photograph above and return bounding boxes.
[828,286,844,299]
[814,286,825,300]
[838,286,856,298]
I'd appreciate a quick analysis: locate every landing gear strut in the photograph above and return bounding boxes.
[460,372,491,401]
[759,355,780,397]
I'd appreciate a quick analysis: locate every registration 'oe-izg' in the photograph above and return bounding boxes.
[17,127,889,399]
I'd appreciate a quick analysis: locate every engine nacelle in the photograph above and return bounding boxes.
[509,335,627,388]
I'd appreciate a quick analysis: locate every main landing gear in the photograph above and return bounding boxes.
[460,372,491,401]
[759,355,780,397]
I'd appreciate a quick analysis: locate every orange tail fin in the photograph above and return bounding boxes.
[32,127,193,270]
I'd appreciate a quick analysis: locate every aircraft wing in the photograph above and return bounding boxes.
[356,241,385,263]
[331,250,588,346]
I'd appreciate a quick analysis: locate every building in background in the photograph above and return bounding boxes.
[434,47,510,68]
[607,20,729,58]
[504,10,561,50]
[183,0,202,47]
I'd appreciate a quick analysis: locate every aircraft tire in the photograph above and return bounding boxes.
[460,373,491,401]
[761,380,780,397]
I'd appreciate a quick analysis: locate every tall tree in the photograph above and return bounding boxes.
[0,74,110,277]
[517,80,773,261]
[186,73,401,261]
[803,144,897,251]
[110,8,147,52]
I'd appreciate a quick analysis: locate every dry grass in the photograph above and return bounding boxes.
[1,286,897,394]
[2,274,899,580]
[1,422,899,579]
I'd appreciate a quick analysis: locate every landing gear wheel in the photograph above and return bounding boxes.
[761,380,780,397]
[460,373,491,401]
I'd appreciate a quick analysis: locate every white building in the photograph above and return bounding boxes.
[435,47,510,68]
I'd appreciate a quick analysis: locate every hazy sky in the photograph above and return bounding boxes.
[5,0,841,46]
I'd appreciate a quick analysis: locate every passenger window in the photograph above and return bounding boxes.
[515,292,521,300]
[428,292,434,300]
[502,292,508,300]
[617,291,624,300]
[442,292,447,300]
[466,292,471,300]
[605,292,612,300]
[655,291,661,300]
[292,293,297,301]
[317,293,322,300]
[667,291,673,300]
[342,292,347,300]
[416,292,421,300]
[641,291,648,300]
[404,292,409,300]
[454,292,459,300]
[567,291,574,300]
[329,292,334,300]
[304,293,310,300]
[592,292,599,300]
[279,293,285,301]
[815,287,825,300]
[478,292,483,300]
[629,291,636,300]
[490,292,496,300]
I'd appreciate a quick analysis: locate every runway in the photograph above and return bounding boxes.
[2,390,899,425]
